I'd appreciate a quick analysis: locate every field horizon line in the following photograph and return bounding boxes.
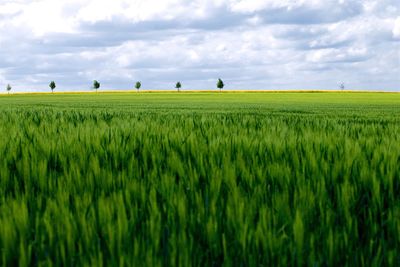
[1,89,399,95]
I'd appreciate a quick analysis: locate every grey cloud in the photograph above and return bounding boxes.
[243,1,364,25]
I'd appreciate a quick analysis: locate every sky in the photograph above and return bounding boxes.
[0,0,399,92]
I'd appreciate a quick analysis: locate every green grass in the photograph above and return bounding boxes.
[0,92,399,266]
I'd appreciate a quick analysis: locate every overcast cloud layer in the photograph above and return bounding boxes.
[0,0,399,91]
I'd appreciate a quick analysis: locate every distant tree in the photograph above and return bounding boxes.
[217,78,224,92]
[6,84,11,94]
[339,82,345,90]
[93,80,100,93]
[135,81,141,92]
[176,82,182,92]
[49,81,56,93]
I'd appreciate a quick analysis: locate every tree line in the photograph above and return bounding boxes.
[4,79,225,94]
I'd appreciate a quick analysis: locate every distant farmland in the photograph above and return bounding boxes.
[0,92,399,266]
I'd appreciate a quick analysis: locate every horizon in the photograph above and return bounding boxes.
[0,0,399,92]
[2,89,400,95]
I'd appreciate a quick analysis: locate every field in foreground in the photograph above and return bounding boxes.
[0,92,399,266]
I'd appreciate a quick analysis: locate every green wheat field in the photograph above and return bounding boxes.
[0,92,399,266]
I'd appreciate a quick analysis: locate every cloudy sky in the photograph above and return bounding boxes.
[0,0,399,91]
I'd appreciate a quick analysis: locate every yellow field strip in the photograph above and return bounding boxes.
[0,89,399,95]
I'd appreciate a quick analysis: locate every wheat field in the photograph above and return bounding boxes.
[0,92,399,266]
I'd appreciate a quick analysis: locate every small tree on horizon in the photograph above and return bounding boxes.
[135,81,141,92]
[217,78,224,92]
[176,82,182,92]
[6,84,11,94]
[93,80,100,93]
[339,82,345,90]
[49,81,56,93]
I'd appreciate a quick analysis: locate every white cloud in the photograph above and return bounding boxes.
[229,0,313,13]
[306,46,368,63]
[0,1,81,37]
[0,2,23,16]
[75,0,227,23]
